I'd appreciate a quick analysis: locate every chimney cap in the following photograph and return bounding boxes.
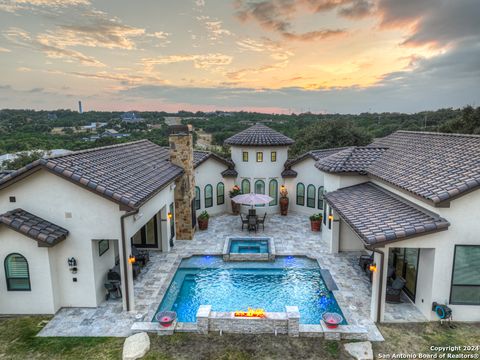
[169,124,192,135]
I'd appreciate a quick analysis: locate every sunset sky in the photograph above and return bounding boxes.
[0,0,478,113]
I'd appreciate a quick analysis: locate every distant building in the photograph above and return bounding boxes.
[0,149,72,168]
[47,113,57,120]
[121,112,143,123]
[163,117,181,126]
[82,122,107,130]
[78,101,83,114]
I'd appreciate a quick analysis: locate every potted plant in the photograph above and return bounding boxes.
[229,185,242,214]
[309,213,322,232]
[279,185,289,216]
[197,211,210,230]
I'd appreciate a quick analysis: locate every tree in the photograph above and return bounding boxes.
[1,151,44,170]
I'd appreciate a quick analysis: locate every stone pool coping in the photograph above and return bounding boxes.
[222,236,275,261]
[135,252,373,341]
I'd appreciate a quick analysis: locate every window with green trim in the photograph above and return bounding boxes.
[269,179,278,206]
[204,184,213,208]
[216,182,225,205]
[241,179,250,194]
[5,253,30,291]
[450,245,480,305]
[307,184,316,208]
[317,186,325,210]
[195,186,201,210]
[271,151,277,162]
[256,152,263,162]
[242,151,248,162]
[296,183,305,206]
[255,180,265,207]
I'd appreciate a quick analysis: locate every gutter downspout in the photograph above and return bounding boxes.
[120,208,139,312]
[366,245,385,323]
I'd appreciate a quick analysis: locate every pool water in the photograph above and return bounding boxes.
[155,256,346,325]
[229,239,268,253]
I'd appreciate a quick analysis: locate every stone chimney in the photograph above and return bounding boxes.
[169,124,195,240]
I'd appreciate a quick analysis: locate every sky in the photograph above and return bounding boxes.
[0,0,479,114]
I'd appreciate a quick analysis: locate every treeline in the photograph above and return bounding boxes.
[0,106,479,169]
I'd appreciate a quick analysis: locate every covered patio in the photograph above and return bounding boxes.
[324,182,450,323]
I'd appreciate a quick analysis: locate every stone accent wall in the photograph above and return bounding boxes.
[169,125,195,240]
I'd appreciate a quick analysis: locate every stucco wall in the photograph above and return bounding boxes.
[0,170,123,312]
[339,220,364,251]
[0,227,55,314]
[194,158,229,216]
[285,158,325,216]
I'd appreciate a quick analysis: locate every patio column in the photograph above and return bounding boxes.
[370,250,387,322]
[329,210,340,254]
[119,235,136,312]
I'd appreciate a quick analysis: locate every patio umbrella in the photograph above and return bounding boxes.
[231,193,273,207]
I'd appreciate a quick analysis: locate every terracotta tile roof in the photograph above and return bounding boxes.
[368,131,480,204]
[282,147,349,178]
[281,168,298,178]
[315,147,387,174]
[0,208,68,246]
[285,147,349,168]
[193,150,234,168]
[221,168,238,177]
[325,182,450,246]
[0,140,184,209]
[224,124,294,146]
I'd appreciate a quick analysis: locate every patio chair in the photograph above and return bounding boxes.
[257,213,267,231]
[248,215,257,233]
[104,282,122,300]
[248,208,256,217]
[240,213,249,230]
[358,252,374,271]
[132,245,150,267]
[386,277,406,303]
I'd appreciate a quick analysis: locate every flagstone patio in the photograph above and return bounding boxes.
[38,213,425,339]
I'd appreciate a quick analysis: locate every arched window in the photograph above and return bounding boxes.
[4,253,30,291]
[204,184,213,208]
[296,183,305,206]
[269,179,278,206]
[195,186,201,210]
[307,184,316,208]
[241,179,250,194]
[255,180,265,207]
[217,182,225,205]
[317,186,325,210]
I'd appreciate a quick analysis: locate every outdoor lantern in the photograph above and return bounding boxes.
[167,212,173,219]
[328,215,334,221]
[369,263,377,272]
[128,255,136,264]
[67,257,78,274]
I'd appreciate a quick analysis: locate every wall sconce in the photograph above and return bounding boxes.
[167,212,173,220]
[369,263,377,272]
[67,257,78,274]
[328,215,334,221]
[128,255,136,264]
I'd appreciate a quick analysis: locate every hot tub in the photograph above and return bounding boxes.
[223,237,275,261]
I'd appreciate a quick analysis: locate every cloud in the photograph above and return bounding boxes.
[234,0,372,40]
[68,70,168,86]
[0,0,90,13]
[0,46,11,52]
[377,0,479,48]
[3,27,104,66]
[236,37,293,60]
[195,0,205,7]
[142,53,233,70]
[197,15,232,42]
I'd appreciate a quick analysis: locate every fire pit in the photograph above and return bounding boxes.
[322,312,343,329]
[155,311,177,328]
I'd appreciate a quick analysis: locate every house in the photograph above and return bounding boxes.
[0,124,479,324]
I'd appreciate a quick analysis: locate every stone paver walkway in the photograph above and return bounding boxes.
[39,213,425,339]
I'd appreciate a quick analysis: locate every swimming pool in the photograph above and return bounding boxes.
[155,256,346,325]
[229,238,269,253]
